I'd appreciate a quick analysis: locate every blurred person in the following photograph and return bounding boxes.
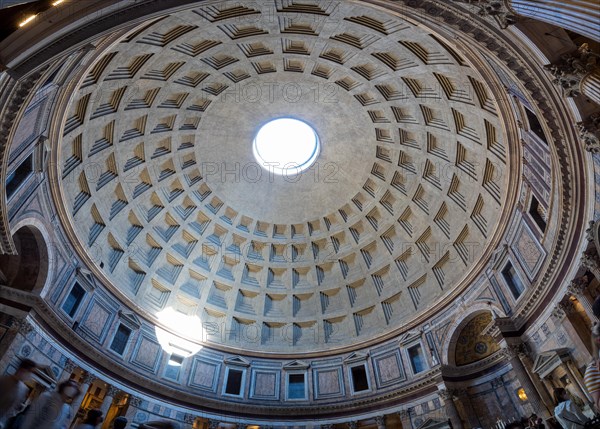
[19,380,80,429]
[553,387,589,429]
[5,402,30,429]
[75,409,103,429]
[534,417,546,429]
[585,322,600,411]
[527,414,538,429]
[112,416,127,429]
[0,358,36,428]
[527,415,547,429]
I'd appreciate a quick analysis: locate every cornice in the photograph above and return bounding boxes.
[440,351,506,379]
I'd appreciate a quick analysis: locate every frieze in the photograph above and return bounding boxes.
[567,275,590,296]
[437,388,454,401]
[582,251,600,277]
[579,113,600,153]
[24,294,443,417]
[106,385,121,398]
[544,44,598,98]
[451,0,517,29]
[440,351,505,377]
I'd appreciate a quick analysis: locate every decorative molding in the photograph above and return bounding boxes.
[224,356,250,367]
[283,360,310,370]
[439,351,505,377]
[117,311,142,330]
[0,67,47,254]
[64,358,77,373]
[501,341,532,360]
[386,0,586,331]
[579,113,600,153]
[343,351,369,364]
[106,385,121,398]
[129,395,142,408]
[586,220,597,243]
[474,0,517,28]
[20,293,444,416]
[81,372,96,385]
[16,319,34,336]
[451,0,517,29]
[437,388,454,401]
[582,251,600,279]
[398,409,411,420]
[544,45,599,97]
[531,348,571,379]
[567,275,589,296]
[491,376,504,388]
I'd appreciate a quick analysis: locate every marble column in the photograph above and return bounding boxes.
[439,389,463,429]
[183,414,195,427]
[455,389,481,428]
[398,410,412,429]
[520,353,556,411]
[452,0,517,28]
[509,0,600,42]
[577,113,600,153]
[16,318,33,334]
[582,253,600,284]
[375,415,386,429]
[580,114,600,154]
[71,372,95,421]
[544,46,599,101]
[99,385,121,419]
[567,275,594,320]
[502,345,551,417]
[59,358,77,382]
[582,71,600,104]
[124,395,142,425]
[207,419,221,429]
[552,300,594,357]
[565,360,594,404]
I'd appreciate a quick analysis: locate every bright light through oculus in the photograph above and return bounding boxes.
[155,308,204,364]
[253,118,319,175]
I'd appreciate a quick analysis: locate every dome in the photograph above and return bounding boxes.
[57,1,510,354]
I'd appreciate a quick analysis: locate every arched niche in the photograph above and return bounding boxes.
[453,312,500,366]
[444,304,504,367]
[0,223,49,294]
